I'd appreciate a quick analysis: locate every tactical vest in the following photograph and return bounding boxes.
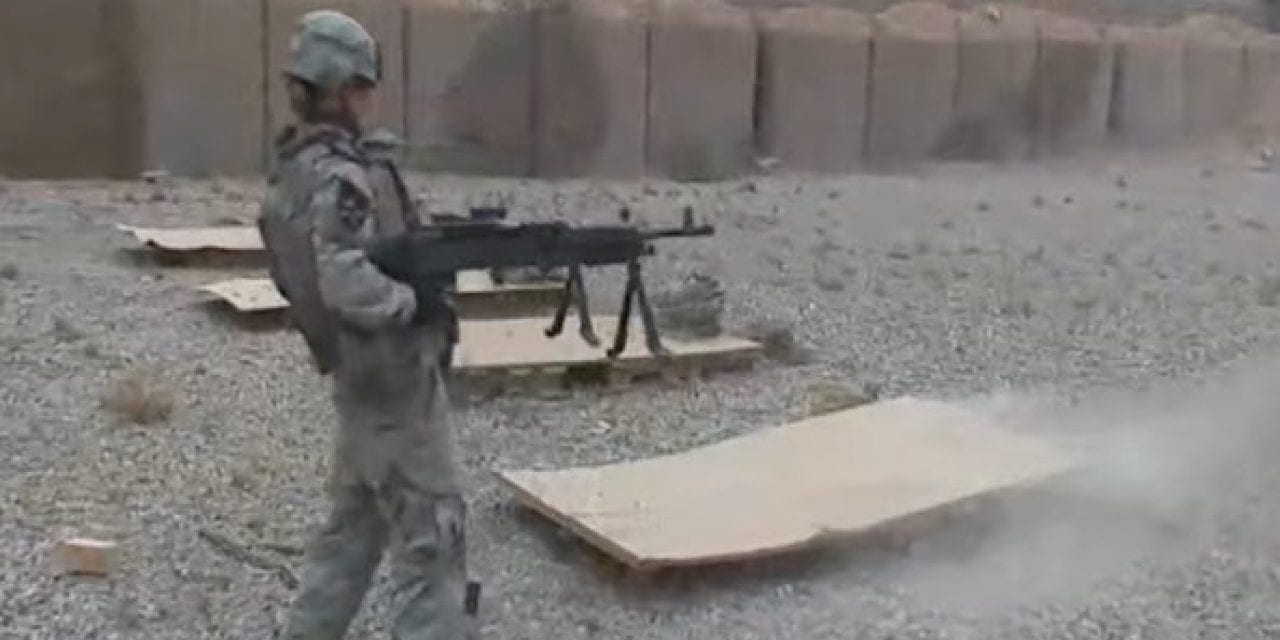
[258,125,419,374]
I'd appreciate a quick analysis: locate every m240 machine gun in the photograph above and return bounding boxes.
[366,206,716,357]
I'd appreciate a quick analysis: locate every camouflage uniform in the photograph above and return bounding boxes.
[257,11,472,640]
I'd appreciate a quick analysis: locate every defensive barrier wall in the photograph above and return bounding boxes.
[2,0,1279,180]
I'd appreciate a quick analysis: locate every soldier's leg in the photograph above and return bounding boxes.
[281,476,389,640]
[376,474,472,640]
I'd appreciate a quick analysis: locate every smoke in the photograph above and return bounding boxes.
[887,357,1280,613]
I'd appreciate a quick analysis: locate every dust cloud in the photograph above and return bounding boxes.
[891,357,1280,614]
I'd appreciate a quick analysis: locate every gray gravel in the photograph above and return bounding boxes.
[5,153,1280,638]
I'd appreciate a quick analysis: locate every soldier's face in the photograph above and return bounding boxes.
[343,85,378,130]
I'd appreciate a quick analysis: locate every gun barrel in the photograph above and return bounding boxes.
[643,225,715,239]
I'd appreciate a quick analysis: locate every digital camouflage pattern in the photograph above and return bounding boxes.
[263,122,473,640]
[285,10,381,90]
[258,10,473,640]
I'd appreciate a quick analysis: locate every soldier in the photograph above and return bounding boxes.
[256,10,474,640]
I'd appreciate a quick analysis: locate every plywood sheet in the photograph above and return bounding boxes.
[197,278,286,312]
[454,316,760,372]
[117,224,264,253]
[497,396,1074,568]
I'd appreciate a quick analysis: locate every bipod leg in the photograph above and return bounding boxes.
[607,264,639,359]
[571,266,598,346]
[631,261,669,357]
[545,267,576,339]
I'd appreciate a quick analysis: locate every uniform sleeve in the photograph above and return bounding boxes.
[308,172,418,331]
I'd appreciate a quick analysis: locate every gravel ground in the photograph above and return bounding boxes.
[5,152,1280,639]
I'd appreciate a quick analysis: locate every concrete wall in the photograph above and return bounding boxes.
[0,0,1274,180]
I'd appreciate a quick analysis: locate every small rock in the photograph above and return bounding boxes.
[756,156,781,172]
[805,381,875,417]
[0,263,18,280]
[742,321,814,366]
[1063,195,1074,205]
[52,315,83,342]
[1115,175,1128,189]
[53,537,118,577]
[1032,194,1045,208]
[141,169,170,184]
[976,201,990,212]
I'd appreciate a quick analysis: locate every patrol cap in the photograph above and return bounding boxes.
[285,9,381,89]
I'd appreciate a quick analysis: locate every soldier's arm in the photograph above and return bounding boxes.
[308,170,418,331]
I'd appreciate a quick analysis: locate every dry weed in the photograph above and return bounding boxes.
[102,369,175,426]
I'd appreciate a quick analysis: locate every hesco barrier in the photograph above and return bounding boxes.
[943,3,1038,161]
[534,0,647,178]
[756,7,871,173]
[864,2,959,166]
[0,0,1276,180]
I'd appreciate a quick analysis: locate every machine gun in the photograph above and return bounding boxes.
[365,206,715,358]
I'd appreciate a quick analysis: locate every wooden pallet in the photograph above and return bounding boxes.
[451,316,762,394]
[495,397,1075,571]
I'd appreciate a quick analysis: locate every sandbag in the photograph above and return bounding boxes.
[864,2,958,166]
[647,0,757,181]
[756,7,871,173]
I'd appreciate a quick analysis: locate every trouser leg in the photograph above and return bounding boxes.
[377,475,473,640]
[281,479,388,640]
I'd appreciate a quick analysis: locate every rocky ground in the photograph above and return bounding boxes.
[5,151,1280,639]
